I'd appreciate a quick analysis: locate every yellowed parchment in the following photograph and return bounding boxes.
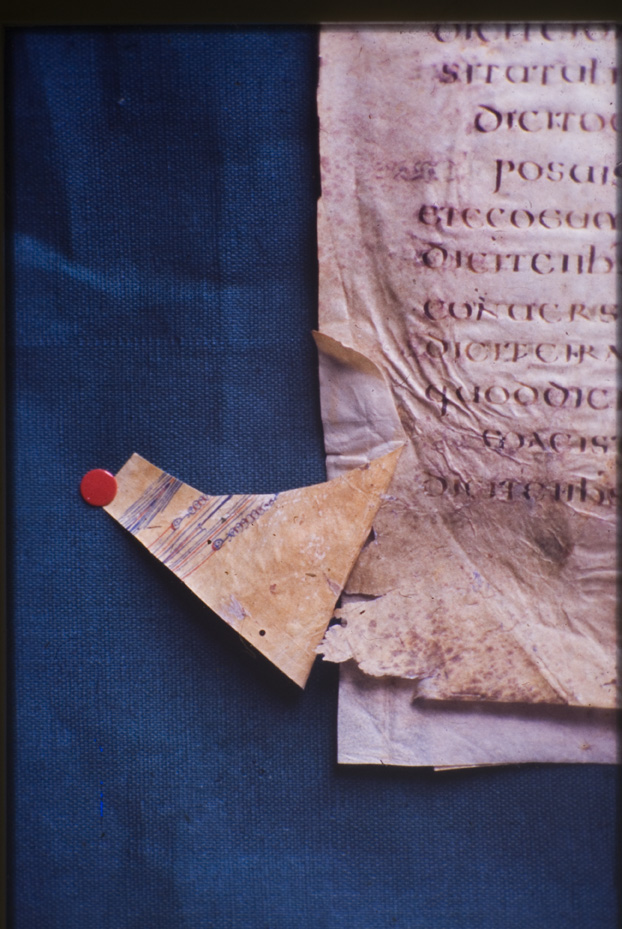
[317,25,618,709]
[105,450,400,688]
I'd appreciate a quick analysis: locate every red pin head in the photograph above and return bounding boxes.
[80,469,117,506]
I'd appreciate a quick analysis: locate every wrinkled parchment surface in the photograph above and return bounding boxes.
[105,450,400,687]
[318,25,618,709]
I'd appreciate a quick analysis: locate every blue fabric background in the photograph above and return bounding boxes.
[7,27,618,928]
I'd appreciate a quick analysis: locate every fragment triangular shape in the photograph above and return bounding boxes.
[105,450,401,686]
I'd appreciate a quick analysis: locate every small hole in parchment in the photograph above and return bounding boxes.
[259,629,266,636]
[341,619,348,627]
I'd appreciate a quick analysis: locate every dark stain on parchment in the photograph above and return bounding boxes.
[528,505,574,570]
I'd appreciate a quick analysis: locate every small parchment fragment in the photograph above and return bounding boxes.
[317,25,618,709]
[105,450,401,688]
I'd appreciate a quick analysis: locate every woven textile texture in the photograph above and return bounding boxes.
[7,27,618,929]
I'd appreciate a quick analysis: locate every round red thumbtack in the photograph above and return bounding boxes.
[80,469,117,506]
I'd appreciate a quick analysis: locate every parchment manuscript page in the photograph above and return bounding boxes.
[317,25,618,711]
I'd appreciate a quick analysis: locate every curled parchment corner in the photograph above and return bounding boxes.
[104,448,401,688]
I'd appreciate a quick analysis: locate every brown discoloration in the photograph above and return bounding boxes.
[528,506,574,570]
[533,529,573,566]
[323,586,566,704]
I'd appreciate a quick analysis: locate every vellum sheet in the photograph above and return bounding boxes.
[317,25,618,716]
[105,450,400,688]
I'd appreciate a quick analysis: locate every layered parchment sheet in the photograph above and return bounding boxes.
[316,25,619,763]
[338,661,617,767]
